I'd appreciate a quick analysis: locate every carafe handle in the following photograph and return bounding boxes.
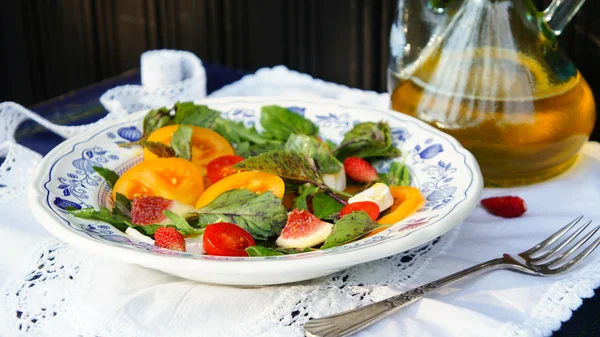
[543,0,587,35]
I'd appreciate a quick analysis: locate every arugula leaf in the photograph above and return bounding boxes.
[139,140,176,157]
[66,206,130,232]
[312,192,344,219]
[162,210,204,236]
[114,193,132,218]
[92,166,119,189]
[333,122,402,160]
[234,151,322,184]
[260,105,319,141]
[133,224,164,236]
[245,246,312,256]
[245,246,284,256]
[293,184,320,211]
[174,102,220,128]
[380,162,411,186]
[170,125,193,160]
[284,134,342,174]
[194,189,287,240]
[248,141,286,156]
[321,211,380,249]
[234,141,251,157]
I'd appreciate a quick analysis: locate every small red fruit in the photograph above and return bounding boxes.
[203,222,255,256]
[340,201,380,221]
[131,196,193,226]
[481,196,527,218]
[343,157,378,183]
[154,227,186,251]
[206,155,245,184]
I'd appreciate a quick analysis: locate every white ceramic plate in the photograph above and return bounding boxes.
[29,97,482,286]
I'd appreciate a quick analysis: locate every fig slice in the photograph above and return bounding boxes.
[131,196,193,226]
[276,209,333,249]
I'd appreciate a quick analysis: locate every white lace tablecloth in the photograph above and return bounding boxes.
[1,50,599,337]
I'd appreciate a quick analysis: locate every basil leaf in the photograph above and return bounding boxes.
[380,162,411,186]
[260,105,319,141]
[245,246,311,256]
[194,189,287,240]
[234,151,322,185]
[174,102,220,128]
[284,134,342,174]
[114,193,132,218]
[66,206,130,232]
[312,192,344,219]
[333,122,401,160]
[293,184,320,211]
[92,166,119,189]
[139,140,176,158]
[213,118,270,145]
[162,210,204,236]
[321,211,380,249]
[245,246,284,256]
[248,141,285,156]
[170,125,193,160]
[141,107,172,141]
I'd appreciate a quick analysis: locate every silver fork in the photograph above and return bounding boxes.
[304,216,600,337]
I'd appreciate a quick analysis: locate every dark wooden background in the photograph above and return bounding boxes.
[1,0,599,109]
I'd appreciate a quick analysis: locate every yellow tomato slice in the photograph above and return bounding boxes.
[195,171,285,209]
[376,186,424,225]
[144,125,234,174]
[113,157,204,206]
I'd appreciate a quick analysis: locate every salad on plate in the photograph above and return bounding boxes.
[67,102,424,257]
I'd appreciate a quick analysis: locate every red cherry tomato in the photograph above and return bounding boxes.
[206,155,245,184]
[339,201,380,221]
[202,222,256,256]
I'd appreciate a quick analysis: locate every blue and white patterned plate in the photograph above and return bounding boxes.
[29,97,483,285]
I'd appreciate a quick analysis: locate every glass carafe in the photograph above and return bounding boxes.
[388,0,595,186]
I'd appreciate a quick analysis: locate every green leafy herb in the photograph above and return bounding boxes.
[284,134,342,174]
[245,246,284,256]
[66,206,130,232]
[333,122,401,160]
[194,189,287,240]
[234,150,322,184]
[293,184,320,211]
[312,192,344,219]
[260,105,319,141]
[213,118,270,145]
[140,107,172,141]
[114,193,132,218]
[170,125,193,160]
[321,211,381,249]
[139,140,176,157]
[162,210,204,236]
[92,166,119,188]
[325,139,337,151]
[248,141,286,156]
[380,162,411,186]
[173,102,220,128]
[245,246,312,256]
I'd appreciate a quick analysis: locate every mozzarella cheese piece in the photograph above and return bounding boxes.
[125,227,155,245]
[348,183,394,212]
[185,235,205,255]
[323,169,347,191]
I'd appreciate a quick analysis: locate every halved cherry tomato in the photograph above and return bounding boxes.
[203,222,256,256]
[144,125,234,174]
[195,171,285,209]
[377,186,424,225]
[340,201,380,221]
[113,157,204,206]
[206,155,245,184]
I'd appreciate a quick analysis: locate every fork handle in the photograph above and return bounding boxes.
[304,258,506,337]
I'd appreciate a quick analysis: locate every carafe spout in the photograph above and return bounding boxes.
[543,0,587,35]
